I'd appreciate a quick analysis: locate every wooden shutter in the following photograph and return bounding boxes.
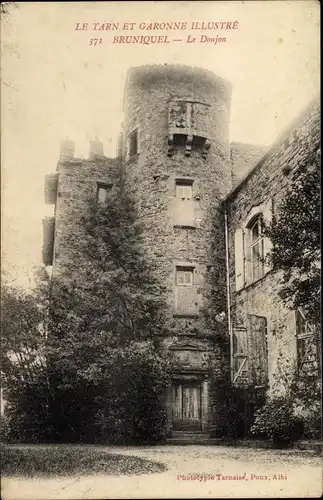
[232,327,249,385]
[234,228,245,291]
[248,315,268,386]
[174,286,199,316]
[175,199,195,227]
[263,198,273,273]
[42,217,55,266]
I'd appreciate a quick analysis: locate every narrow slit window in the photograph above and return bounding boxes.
[128,129,138,158]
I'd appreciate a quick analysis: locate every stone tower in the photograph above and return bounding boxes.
[121,65,232,434]
[43,140,120,278]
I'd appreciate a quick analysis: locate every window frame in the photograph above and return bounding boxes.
[234,200,273,292]
[96,182,112,205]
[175,179,193,200]
[127,128,139,159]
[248,215,265,282]
[175,266,194,286]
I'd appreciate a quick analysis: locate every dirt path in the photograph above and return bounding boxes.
[2,445,322,499]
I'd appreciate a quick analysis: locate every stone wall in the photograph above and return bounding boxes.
[225,97,320,395]
[44,65,319,435]
[230,142,269,186]
[122,65,233,433]
[49,154,120,279]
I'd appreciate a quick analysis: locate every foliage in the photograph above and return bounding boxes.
[264,146,320,326]
[93,342,170,444]
[2,183,171,444]
[210,375,266,439]
[288,373,321,440]
[1,274,54,442]
[250,397,304,447]
[251,367,321,445]
[49,186,167,345]
[45,184,171,443]
[1,445,166,477]
[0,2,18,19]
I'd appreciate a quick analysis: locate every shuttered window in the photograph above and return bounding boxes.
[249,216,265,281]
[233,200,273,292]
[232,327,249,385]
[96,183,112,205]
[176,183,192,199]
[176,268,194,286]
[248,314,268,386]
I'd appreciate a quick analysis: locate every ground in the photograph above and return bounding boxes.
[1,444,322,499]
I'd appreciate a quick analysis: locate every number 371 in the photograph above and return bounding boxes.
[89,38,102,46]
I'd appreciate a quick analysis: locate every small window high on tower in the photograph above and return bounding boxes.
[128,129,138,158]
[176,267,194,286]
[96,183,112,205]
[175,179,193,199]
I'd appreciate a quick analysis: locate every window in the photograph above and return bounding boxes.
[234,200,273,291]
[249,215,265,281]
[176,267,194,286]
[172,134,188,151]
[96,183,112,205]
[175,179,193,199]
[128,129,138,158]
[168,101,211,158]
[192,135,207,152]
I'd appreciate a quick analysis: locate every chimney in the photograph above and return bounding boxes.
[59,139,75,160]
[89,139,104,160]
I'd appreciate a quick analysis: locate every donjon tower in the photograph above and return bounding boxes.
[121,65,232,434]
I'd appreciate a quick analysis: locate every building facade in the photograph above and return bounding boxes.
[43,65,320,436]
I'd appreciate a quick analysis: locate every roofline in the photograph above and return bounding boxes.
[225,94,320,202]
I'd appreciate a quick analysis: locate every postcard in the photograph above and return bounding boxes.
[1,1,321,499]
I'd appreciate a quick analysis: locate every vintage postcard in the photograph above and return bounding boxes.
[1,1,321,499]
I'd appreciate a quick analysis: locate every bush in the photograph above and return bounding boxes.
[210,377,266,439]
[250,397,304,447]
[2,376,54,444]
[88,342,171,445]
[290,376,321,439]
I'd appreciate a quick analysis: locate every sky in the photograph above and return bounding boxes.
[1,1,320,288]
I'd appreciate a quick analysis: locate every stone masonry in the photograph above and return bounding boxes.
[43,65,320,436]
[225,97,320,395]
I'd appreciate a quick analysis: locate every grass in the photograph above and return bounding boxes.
[1,444,167,478]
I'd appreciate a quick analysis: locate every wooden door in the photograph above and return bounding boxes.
[172,382,202,431]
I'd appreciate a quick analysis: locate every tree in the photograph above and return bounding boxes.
[265,146,320,326]
[1,180,171,443]
[1,271,54,442]
[46,183,171,443]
